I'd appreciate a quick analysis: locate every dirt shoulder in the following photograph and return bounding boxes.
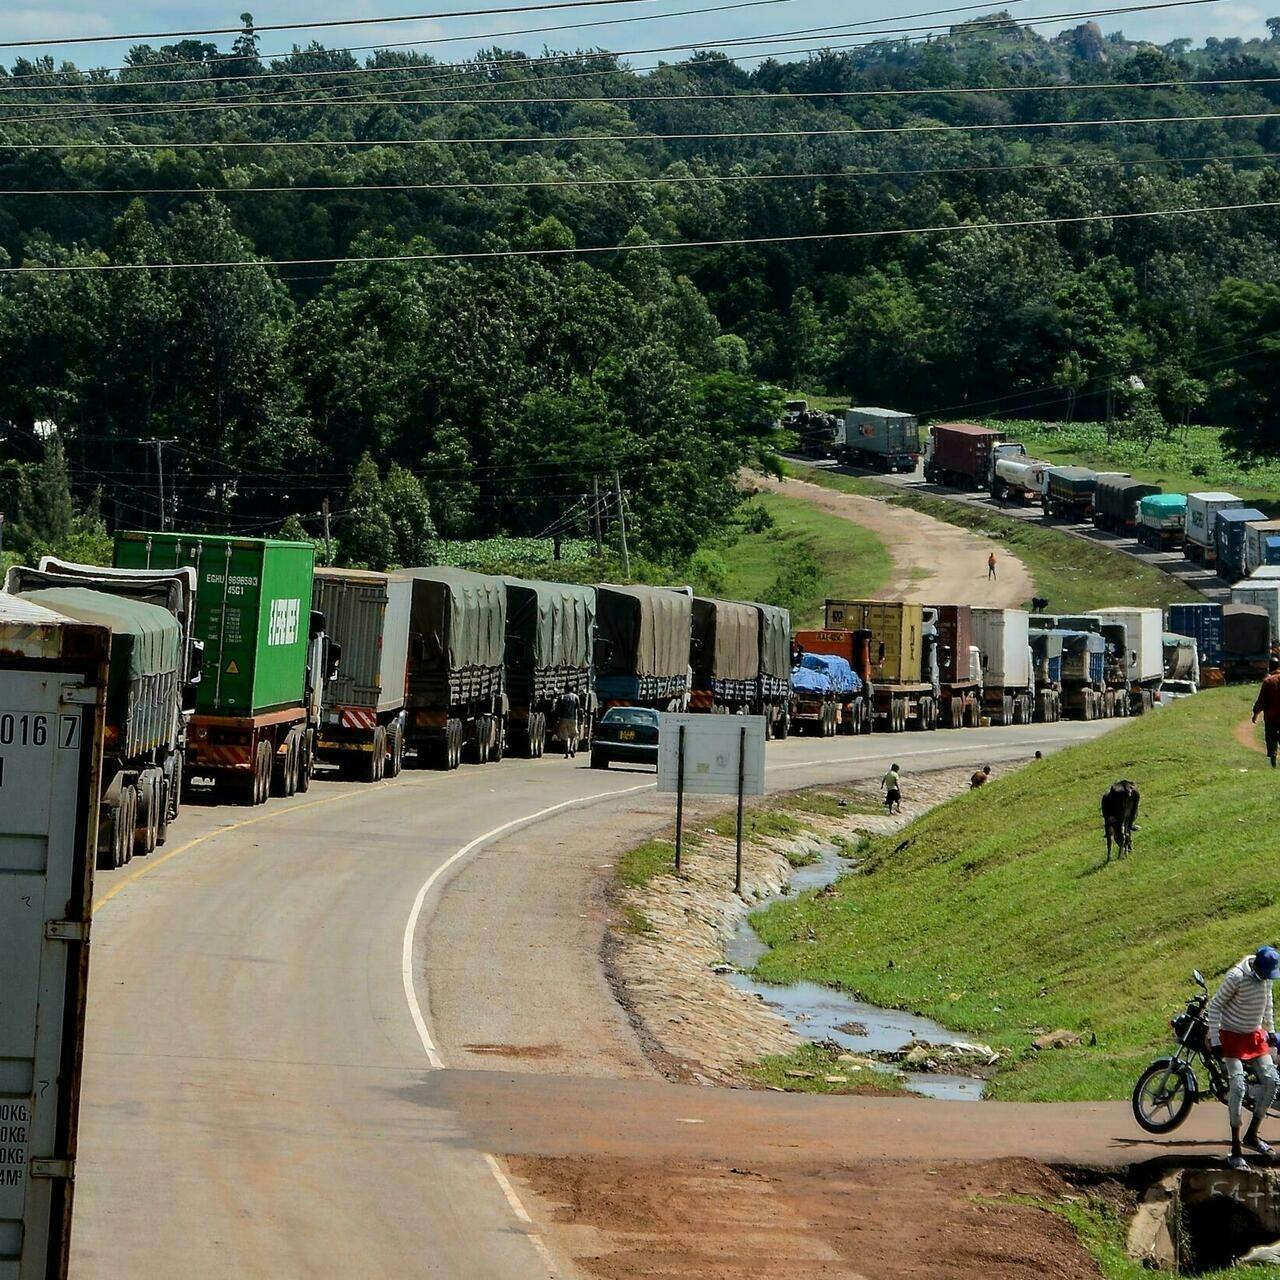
[753,472,1035,608]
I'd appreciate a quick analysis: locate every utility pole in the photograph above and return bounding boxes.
[613,469,630,580]
[140,438,175,531]
[591,475,603,555]
[321,496,333,565]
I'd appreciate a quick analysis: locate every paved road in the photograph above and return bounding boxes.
[70,721,1123,1279]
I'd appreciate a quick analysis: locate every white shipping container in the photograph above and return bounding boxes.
[1184,491,1243,549]
[1243,520,1280,577]
[1250,566,1280,581]
[1087,607,1164,683]
[970,607,1031,688]
[1231,583,1280,644]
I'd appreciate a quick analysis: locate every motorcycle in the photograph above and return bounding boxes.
[1133,969,1280,1133]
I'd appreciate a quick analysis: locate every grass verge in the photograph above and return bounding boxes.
[743,1042,905,1096]
[789,464,1194,612]
[748,687,1277,1102]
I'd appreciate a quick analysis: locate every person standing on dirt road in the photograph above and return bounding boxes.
[1207,947,1280,1170]
[1252,660,1280,768]
[987,551,997,581]
[881,763,902,815]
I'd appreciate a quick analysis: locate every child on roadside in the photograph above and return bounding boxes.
[881,763,902,815]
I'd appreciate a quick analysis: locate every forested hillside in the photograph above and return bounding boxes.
[1,7,1278,567]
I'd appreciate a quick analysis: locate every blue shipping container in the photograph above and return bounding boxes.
[1216,508,1267,575]
[1168,602,1225,669]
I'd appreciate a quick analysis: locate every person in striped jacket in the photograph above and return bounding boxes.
[1207,947,1280,1170]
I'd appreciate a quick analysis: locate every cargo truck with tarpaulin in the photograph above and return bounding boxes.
[401,567,506,769]
[925,603,983,727]
[1093,477,1160,534]
[1137,493,1186,550]
[594,584,692,711]
[970,607,1036,725]
[1087,607,1164,711]
[1222,603,1271,682]
[1055,629,1109,719]
[1231,582,1280,648]
[0,593,108,1280]
[790,628,873,734]
[838,407,921,472]
[6,564,193,868]
[1042,466,1099,520]
[312,568,412,782]
[114,532,332,805]
[1183,492,1243,565]
[822,600,940,732]
[1215,507,1267,581]
[690,596,759,714]
[503,578,596,758]
[1167,602,1225,682]
[754,602,791,738]
[923,423,1023,490]
[1036,612,1134,715]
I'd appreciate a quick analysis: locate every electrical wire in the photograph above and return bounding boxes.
[2,197,1274,273]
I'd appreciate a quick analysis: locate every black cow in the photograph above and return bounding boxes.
[1102,780,1140,861]
[1031,596,1049,613]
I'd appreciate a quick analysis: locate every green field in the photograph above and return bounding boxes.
[748,688,1277,1102]
[789,465,1195,613]
[1003,420,1280,517]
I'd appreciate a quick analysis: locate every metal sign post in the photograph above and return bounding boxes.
[735,723,747,898]
[674,724,686,873]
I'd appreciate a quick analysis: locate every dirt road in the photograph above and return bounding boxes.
[755,472,1035,607]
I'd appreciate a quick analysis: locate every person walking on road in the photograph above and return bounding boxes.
[1252,659,1280,768]
[881,763,902,815]
[556,689,581,759]
[1206,946,1280,1170]
[970,765,992,789]
[987,551,997,581]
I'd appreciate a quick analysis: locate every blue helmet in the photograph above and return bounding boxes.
[1256,947,1280,979]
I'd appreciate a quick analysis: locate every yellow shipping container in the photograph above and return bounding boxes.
[823,599,923,684]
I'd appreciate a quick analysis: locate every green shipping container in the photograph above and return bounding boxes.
[114,531,315,716]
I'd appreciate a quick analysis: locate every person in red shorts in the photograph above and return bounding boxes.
[1207,946,1280,1170]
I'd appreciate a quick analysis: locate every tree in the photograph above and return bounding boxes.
[16,435,74,549]
[339,454,394,570]
[1053,351,1088,423]
[383,464,437,567]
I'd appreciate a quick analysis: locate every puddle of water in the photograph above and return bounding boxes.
[725,845,987,1100]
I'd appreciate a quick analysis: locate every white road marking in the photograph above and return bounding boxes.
[483,1153,561,1274]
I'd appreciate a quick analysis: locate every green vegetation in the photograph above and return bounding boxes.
[615,838,681,891]
[748,688,1276,1101]
[790,465,1194,612]
[743,1043,905,1096]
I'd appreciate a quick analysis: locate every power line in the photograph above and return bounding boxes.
[2,198,1274,273]
[1,106,1272,150]
[5,147,1277,199]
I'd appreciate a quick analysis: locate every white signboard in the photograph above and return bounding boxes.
[657,713,766,797]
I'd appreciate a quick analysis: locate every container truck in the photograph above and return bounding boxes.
[1093,477,1161,534]
[754,602,792,738]
[1222,603,1271,682]
[1215,508,1267,581]
[926,603,983,727]
[1167,602,1225,681]
[970,607,1035,725]
[0,592,109,1280]
[790,630,872,734]
[1058,630,1109,719]
[1183,492,1243,565]
[1087,607,1164,711]
[992,457,1050,504]
[1162,632,1200,696]
[1042,466,1099,520]
[1037,612,1134,715]
[1231,582,1280,647]
[7,557,201,862]
[115,531,331,804]
[1028,628,1069,720]
[1136,493,1186,550]
[594,583,692,711]
[1243,520,1280,578]
[823,600,940,731]
[838,407,921,472]
[401,567,507,769]
[923,423,1022,490]
[503,578,596,757]
[311,568,412,782]
[690,596,760,713]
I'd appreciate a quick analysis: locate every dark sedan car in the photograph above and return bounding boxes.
[590,706,660,770]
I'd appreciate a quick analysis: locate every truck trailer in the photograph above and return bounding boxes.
[754,602,792,738]
[1162,632,1200,696]
[1215,507,1267,581]
[504,578,596,757]
[1183,492,1243,565]
[1137,493,1186,550]
[1093,477,1161,535]
[791,627,873,734]
[1222,603,1272,682]
[1042,466,1099,520]
[926,603,983,727]
[594,583,692,711]
[114,532,329,805]
[1243,520,1280,578]
[1057,630,1109,719]
[923,423,1020,490]
[1087,607,1164,711]
[401,567,507,769]
[1167,602,1225,680]
[970,607,1035,725]
[312,567,412,781]
[839,407,921,472]
[690,596,760,713]
[1231,582,1280,647]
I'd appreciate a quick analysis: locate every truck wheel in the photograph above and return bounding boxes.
[297,733,313,792]
[386,723,404,778]
[365,726,387,782]
[534,712,546,758]
[120,785,137,865]
[252,741,272,806]
[1000,695,1013,727]
[449,719,463,771]
[777,709,789,740]
[271,736,293,798]
[491,719,505,763]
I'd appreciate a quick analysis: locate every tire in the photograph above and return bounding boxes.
[386,722,404,778]
[121,785,138,865]
[1132,1060,1195,1134]
[532,712,545,758]
[156,778,171,848]
[297,733,313,792]
[285,734,300,796]
[491,718,505,763]
[590,750,608,770]
[138,777,158,856]
[449,719,463,771]
[253,740,272,806]
[776,709,789,740]
[1001,695,1013,727]
[271,736,291,798]
[364,726,386,782]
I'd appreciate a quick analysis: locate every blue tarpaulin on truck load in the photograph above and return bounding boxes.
[791,652,861,695]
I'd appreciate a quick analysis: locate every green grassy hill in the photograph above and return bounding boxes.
[750,688,1276,1101]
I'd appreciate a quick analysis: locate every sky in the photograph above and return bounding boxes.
[0,0,1270,73]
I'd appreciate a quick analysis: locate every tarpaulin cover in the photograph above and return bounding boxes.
[403,567,506,673]
[1029,629,1065,660]
[1046,466,1097,495]
[755,603,792,679]
[791,652,861,695]
[503,578,596,672]
[596,585,692,679]
[20,585,180,691]
[1163,633,1199,681]
[1096,477,1160,519]
[1140,493,1187,518]
[692,597,760,682]
[1223,603,1271,658]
